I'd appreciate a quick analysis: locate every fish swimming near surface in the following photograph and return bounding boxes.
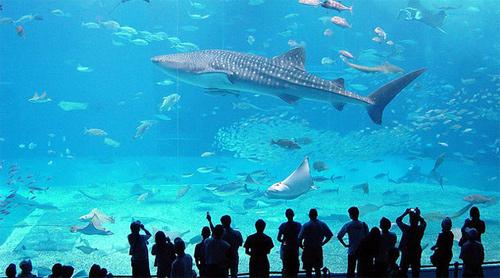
[152,47,425,124]
[266,157,317,199]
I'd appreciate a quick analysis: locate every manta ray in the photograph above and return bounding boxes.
[266,157,317,199]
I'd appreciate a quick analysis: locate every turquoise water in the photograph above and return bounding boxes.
[0,0,499,274]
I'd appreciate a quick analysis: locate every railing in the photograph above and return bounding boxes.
[107,261,500,277]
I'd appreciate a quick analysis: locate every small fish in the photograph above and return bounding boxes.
[16,25,24,37]
[271,139,300,150]
[321,0,353,14]
[76,64,93,73]
[331,16,351,28]
[84,128,108,137]
[339,50,354,59]
[181,172,194,178]
[374,172,388,179]
[197,167,215,174]
[201,152,215,158]
[159,93,181,112]
[313,161,329,172]
[323,28,333,36]
[330,175,345,182]
[371,159,383,163]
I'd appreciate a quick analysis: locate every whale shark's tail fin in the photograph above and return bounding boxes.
[366,68,426,124]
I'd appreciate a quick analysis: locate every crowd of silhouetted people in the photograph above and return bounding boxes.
[4,206,487,278]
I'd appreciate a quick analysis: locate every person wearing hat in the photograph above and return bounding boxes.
[431,217,454,277]
[460,228,484,277]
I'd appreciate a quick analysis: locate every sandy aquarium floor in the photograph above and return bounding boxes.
[0,156,498,275]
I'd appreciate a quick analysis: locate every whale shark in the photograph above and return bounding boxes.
[266,157,316,199]
[152,47,425,124]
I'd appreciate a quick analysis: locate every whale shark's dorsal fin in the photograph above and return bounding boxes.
[272,47,306,70]
[282,156,314,189]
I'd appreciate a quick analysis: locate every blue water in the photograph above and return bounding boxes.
[0,0,499,274]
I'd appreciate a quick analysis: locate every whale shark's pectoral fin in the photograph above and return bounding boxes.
[279,94,301,104]
[332,102,345,111]
[196,70,236,84]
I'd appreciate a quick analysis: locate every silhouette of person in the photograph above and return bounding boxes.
[244,219,274,278]
[18,260,36,278]
[206,212,243,278]
[459,206,485,246]
[298,208,333,278]
[337,206,369,278]
[89,264,102,278]
[61,265,74,278]
[357,227,381,277]
[431,217,453,277]
[128,220,152,277]
[205,224,231,278]
[194,226,211,278]
[152,231,176,278]
[396,207,426,278]
[5,263,16,278]
[277,208,302,278]
[460,228,484,277]
[171,238,194,278]
[375,217,397,276]
[49,263,62,278]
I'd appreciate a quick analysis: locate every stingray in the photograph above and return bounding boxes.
[206,181,249,197]
[75,236,99,254]
[266,157,317,199]
[398,0,447,33]
[71,217,113,236]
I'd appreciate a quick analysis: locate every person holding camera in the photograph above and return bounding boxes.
[128,220,152,277]
[396,208,426,278]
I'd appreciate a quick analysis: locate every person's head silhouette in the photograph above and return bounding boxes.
[441,217,452,231]
[285,208,294,221]
[174,237,186,255]
[201,226,211,239]
[380,217,391,232]
[221,215,231,228]
[19,260,32,275]
[51,263,63,277]
[309,208,318,220]
[470,206,480,220]
[62,265,74,277]
[348,206,359,221]
[255,219,266,233]
[155,231,167,245]
[213,224,224,239]
[130,221,141,234]
[5,263,16,278]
